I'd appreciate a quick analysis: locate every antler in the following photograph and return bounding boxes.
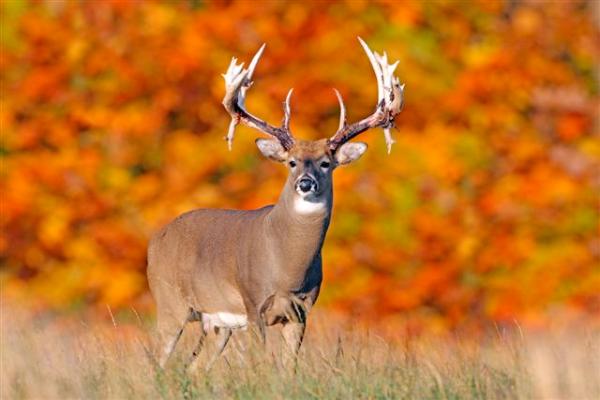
[222,44,295,151]
[328,37,405,154]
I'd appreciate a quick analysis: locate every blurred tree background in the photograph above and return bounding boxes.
[1,0,598,331]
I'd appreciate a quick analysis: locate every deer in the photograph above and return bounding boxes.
[147,38,404,371]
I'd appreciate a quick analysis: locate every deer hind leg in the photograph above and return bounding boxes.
[205,328,233,371]
[157,317,186,368]
[157,307,197,368]
[186,323,208,373]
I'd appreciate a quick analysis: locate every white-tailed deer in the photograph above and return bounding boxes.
[147,38,404,370]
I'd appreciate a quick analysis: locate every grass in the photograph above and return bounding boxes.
[1,305,599,399]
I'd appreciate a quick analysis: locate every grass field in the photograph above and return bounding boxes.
[2,305,599,400]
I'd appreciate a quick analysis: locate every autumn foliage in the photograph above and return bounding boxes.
[1,0,598,330]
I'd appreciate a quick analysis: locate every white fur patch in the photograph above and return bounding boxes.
[294,197,326,215]
[202,312,247,331]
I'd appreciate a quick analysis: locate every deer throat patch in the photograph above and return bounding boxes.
[294,197,326,214]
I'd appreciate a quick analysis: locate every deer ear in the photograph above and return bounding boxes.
[334,142,368,165]
[256,139,287,162]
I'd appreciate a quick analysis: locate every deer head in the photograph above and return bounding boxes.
[222,38,404,207]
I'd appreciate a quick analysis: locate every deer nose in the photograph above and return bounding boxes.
[297,177,315,193]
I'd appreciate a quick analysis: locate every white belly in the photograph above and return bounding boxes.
[202,312,248,331]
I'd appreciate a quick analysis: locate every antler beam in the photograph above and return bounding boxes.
[328,37,405,154]
[222,44,295,151]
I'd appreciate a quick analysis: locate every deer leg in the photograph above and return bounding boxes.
[257,319,267,346]
[158,320,187,368]
[281,322,305,368]
[157,308,198,368]
[205,328,233,371]
[186,325,208,373]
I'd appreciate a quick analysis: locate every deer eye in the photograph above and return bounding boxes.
[320,161,330,169]
[289,160,297,168]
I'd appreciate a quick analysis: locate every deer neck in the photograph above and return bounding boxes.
[266,178,332,270]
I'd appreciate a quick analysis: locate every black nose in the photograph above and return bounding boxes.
[298,178,313,193]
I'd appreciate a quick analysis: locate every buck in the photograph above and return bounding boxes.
[147,38,404,370]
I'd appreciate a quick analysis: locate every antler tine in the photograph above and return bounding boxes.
[358,37,384,104]
[222,44,295,151]
[247,43,265,81]
[328,38,405,154]
[283,88,294,132]
[237,43,266,109]
[333,89,346,131]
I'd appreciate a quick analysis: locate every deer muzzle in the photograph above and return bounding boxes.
[295,175,318,194]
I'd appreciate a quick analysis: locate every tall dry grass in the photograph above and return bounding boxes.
[1,304,599,400]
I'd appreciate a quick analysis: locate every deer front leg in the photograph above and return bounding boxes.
[281,322,305,368]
